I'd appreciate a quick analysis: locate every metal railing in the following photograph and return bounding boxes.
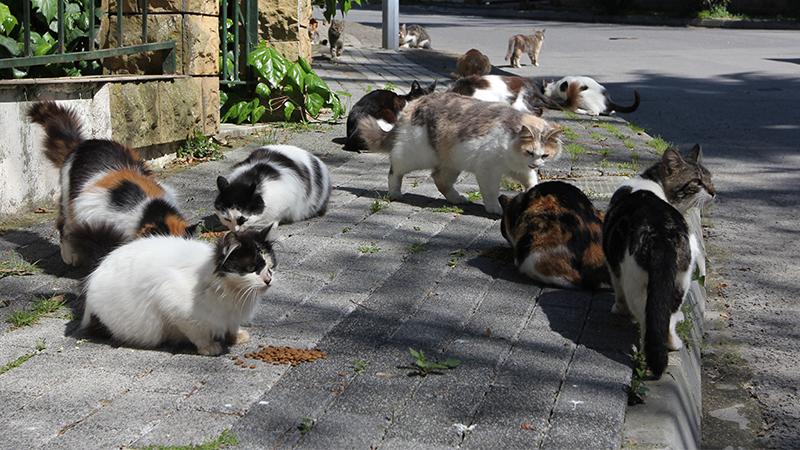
[220,0,259,85]
[0,0,176,74]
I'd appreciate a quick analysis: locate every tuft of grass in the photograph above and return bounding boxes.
[647,136,671,155]
[564,143,587,164]
[407,242,427,254]
[7,295,67,328]
[676,303,695,348]
[627,122,645,134]
[562,110,579,120]
[692,266,706,287]
[430,205,464,214]
[369,193,391,215]
[176,130,224,163]
[628,351,649,405]
[560,126,579,141]
[383,82,397,92]
[341,226,352,234]
[597,123,626,140]
[614,162,639,175]
[363,84,374,93]
[404,348,461,377]
[298,418,315,435]
[448,249,466,268]
[140,429,238,450]
[598,147,611,158]
[501,178,525,192]
[697,5,746,20]
[352,359,368,374]
[0,338,46,376]
[622,139,635,150]
[466,191,482,202]
[0,257,39,279]
[358,244,380,254]
[589,131,608,143]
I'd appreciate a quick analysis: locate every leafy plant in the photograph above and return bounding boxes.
[383,81,397,92]
[501,178,525,192]
[676,303,695,348]
[1,0,102,79]
[369,197,388,214]
[647,136,671,155]
[448,249,466,268]
[466,191,482,202]
[358,244,380,254]
[314,0,365,22]
[141,429,238,450]
[564,143,586,164]
[628,351,648,405]
[298,418,315,435]
[0,256,38,278]
[221,42,344,124]
[404,348,461,377]
[407,242,426,254]
[560,126,579,141]
[176,130,223,163]
[352,359,368,374]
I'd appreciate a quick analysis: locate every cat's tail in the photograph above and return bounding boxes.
[564,81,585,111]
[356,117,396,153]
[504,37,514,61]
[70,222,129,270]
[605,90,640,114]
[644,245,680,379]
[27,101,85,168]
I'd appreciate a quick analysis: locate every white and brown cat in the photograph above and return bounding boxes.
[544,76,640,116]
[358,92,562,215]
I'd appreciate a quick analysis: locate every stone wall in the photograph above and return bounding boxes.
[259,0,312,61]
[102,0,220,135]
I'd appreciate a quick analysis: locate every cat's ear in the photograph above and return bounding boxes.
[219,232,241,266]
[559,81,568,92]
[498,194,512,210]
[400,24,406,33]
[688,144,703,164]
[426,80,437,93]
[518,125,536,145]
[662,148,685,174]
[216,176,229,192]
[410,80,421,92]
[258,223,276,244]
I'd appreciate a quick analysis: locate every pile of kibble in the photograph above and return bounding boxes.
[239,345,327,367]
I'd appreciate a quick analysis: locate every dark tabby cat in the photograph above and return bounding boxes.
[505,30,545,68]
[603,145,715,378]
[399,24,431,49]
[344,80,437,151]
[499,181,609,290]
[328,19,344,58]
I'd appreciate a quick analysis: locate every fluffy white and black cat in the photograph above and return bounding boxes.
[358,92,562,215]
[27,102,194,266]
[448,74,550,115]
[81,228,276,355]
[344,80,437,151]
[544,76,640,116]
[603,145,714,378]
[215,145,331,230]
[399,24,431,49]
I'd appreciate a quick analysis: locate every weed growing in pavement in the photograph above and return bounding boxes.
[383,82,397,92]
[341,227,352,234]
[564,143,587,164]
[561,126,579,141]
[298,418,315,435]
[597,123,626,140]
[647,136,671,155]
[627,122,645,134]
[403,348,461,377]
[7,295,67,328]
[628,351,649,405]
[407,242,427,254]
[0,256,38,279]
[431,205,464,214]
[448,249,466,268]
[141,428,239,449]
[358,244,380,254]
[692,266,706,287]
[676,303,695,348]
[501,178,525,192]
[622,139,635,150]
[369,193,391,215]
[176,130,224,163]
[466,191,482,202]
[352,359,368,374]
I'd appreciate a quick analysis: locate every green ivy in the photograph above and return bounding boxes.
[313,0,364,22]
[221,42,344,124]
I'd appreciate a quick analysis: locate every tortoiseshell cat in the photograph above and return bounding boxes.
[505,30,545,68]
[499,181,609,290]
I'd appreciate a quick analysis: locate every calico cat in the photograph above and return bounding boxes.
[543,76,640,116]
[215,145,331,230]
[81,228,276,355]
[328,19,344,58]
[603,145,714,378]
[499,181,609,290]
[27,102,193,266]
[448,74,552,115]
[399,24,431,49]
[454,49,491,78]
[505,30,545,68]
[344,80,437,151]
[357,92,562,215]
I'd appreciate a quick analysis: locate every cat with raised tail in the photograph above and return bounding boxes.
[357,92,562,215]
[344,80,437,151]
[544,76,640,116]
[499,181,609,290]
[505,30,545,68]
[27,102,194,266]
[448,74,552,115]
[399,24,431,49]
[81,228,276,355]
[215,145,331,230]
[603,145,714,378]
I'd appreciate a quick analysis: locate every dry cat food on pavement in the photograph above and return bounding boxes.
[201,231,226,239]
[244,345,326,366]
[230,355,257,369]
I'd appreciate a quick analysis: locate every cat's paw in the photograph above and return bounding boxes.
[60,240,81,266]
[611,302,630,316]
[229,329,250,345]
[667,332,684,351]
[446,193,467,204]
[388,190,403,201]
[197,341,223,356]
[483,202,502,216]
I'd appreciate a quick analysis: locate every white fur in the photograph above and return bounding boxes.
[466,75,537,114]
[518,246,576,289]
[376,119,394,132]
[81,236,270,355]
[620,176,668,202]
[218,145,331,230]
[387,122,549,215]
[544,76,608,116]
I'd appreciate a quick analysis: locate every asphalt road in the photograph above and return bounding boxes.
[344,8,800,448]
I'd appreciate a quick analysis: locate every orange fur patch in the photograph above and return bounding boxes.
[94,169,164,197]
[165,213,189,236]
[535,255,579,282]
[582,242,605,267]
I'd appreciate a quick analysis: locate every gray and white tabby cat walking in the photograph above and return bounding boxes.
[505,30,545,68]
[603,145,714,378]
[328,19,344,58]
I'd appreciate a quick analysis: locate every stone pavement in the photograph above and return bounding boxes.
[0,46,664,448]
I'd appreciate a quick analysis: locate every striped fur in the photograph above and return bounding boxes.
[215,145,332,230]
[27,102,193,267]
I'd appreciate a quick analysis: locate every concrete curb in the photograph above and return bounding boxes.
[621,208,706,449]
[363,4,800,30]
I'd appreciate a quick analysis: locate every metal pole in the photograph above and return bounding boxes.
[382,0,398,50]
